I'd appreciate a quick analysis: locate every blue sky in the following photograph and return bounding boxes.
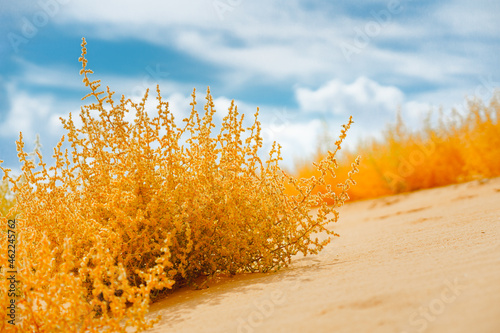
[1,0,499,174]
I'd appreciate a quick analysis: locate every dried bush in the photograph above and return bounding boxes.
[0,38,358,332]
[295,91,500,203]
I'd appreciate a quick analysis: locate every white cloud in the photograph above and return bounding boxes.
[12,58,82,90]
[7,0,499,88]
[38,1,347,83]
[432,0,500,38]
[295,76,404,116]
[15,58,195,99]
[0,86,73,176]
[174,30,331,82]
[0,88,59,141]
[9,0,494,92]
[260,119,323,172]
[55,0,215,28]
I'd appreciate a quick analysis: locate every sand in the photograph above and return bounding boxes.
[144,177,500,333]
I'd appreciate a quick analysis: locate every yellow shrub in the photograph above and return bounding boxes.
[0,38,358,332]
[295,91,500,203]
[460,96,500,178]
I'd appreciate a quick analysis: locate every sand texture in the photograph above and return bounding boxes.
[144,177,500,333]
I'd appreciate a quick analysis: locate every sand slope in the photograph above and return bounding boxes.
[144,177,500,333]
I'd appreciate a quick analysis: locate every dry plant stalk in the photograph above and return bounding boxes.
[0,38,359,332]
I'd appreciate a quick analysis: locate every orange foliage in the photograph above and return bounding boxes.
[294,92,500,203]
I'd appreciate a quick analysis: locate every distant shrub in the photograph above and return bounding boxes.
[0,38,358,332]
[295,91,500,203]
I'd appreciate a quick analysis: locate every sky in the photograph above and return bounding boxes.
[1,0,499,175]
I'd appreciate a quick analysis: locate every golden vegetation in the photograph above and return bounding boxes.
[294,92,500,203]
[0,38,358,332]
[0,179,14,219]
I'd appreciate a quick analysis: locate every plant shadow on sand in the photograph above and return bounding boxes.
[145,253,347,330]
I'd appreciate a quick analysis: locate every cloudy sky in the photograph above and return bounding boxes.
[1,0,499,174]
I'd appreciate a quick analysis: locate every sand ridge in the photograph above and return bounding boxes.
[144,177,500,333]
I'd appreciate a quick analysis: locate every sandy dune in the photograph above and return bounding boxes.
[144,177,500,333]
